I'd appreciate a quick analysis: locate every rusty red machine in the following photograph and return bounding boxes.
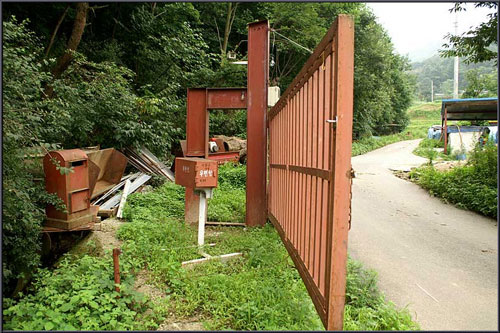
[43,148,128,231]
[43,149,94,230]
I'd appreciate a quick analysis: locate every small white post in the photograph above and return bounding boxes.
[116,179,131,219]
[197,190,207,246]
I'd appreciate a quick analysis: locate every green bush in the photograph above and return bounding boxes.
[217,163,246,189]
[2,254,160,331]
[2,17,66,295]
[410,143,498,218]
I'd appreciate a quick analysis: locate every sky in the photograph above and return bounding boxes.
[367,2,496,62]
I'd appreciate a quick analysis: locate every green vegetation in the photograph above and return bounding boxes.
[120,165,418,330]
[412,138,454,164]
[440,2,498,65]
[412,55,497,101]
[2,254,164,331]
[3,164,420,330]
[410,143,498,218]
[352,102,442,156]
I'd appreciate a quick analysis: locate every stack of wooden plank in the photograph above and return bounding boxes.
[90,147,174,219]
[123,146,175,181]
[91,173,151,218]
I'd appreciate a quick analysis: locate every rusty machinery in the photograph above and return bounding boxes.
[43,148,127,231]
[43,149,94,230]
[183,21,269,227]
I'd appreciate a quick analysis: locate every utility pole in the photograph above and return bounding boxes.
[453,11,459,99]
[431,80,434,102]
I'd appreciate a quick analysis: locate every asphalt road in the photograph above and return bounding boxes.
[348,139,498,331]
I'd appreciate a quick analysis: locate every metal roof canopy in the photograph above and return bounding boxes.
[441,97,498,121]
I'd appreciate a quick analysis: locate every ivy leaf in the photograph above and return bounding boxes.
[44,322,54,330]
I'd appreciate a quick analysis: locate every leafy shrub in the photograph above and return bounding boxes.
[123,181,186,223]
[2,17,66,295]
[2,254,159,331]
[217,163,246,189]
[410,144,498,218]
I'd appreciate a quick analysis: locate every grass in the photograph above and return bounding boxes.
[2,163,420,331]
[117,164,419,330]
[410,143,497,218]
[412,138,456,164]
[352,101,442,156]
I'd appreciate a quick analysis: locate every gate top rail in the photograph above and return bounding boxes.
[269,14,350,120]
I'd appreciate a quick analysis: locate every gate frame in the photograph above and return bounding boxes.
[184,21,269,227]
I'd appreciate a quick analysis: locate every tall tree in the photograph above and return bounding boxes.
[51,2,89,78]
[440,2,498,64]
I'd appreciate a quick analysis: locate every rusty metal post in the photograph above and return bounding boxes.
[326,15,354,331]
[185,187,200,225]
[185,88,208,224]
[112,248,121,293]
[186,88,208,158]
[443,106,448,154]
[246,20,269,227]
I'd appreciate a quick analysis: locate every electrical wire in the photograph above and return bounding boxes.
[271,29,313,54]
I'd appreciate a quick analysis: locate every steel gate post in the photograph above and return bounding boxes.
[326,15,355,331]
[246,20,269,227]
[186,88,208,158]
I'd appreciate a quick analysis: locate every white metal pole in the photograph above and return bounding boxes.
[431,80,434,102]
[198,190,206,246]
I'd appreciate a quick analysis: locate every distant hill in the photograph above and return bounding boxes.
[411,54,496,101]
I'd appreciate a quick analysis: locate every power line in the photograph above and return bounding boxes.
[270,29,313,54]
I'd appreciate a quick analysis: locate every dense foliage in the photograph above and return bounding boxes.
[2,254,162,331]
[2,18,66,295]
[410,143,498,218]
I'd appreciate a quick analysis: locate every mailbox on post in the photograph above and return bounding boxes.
[175,157,218,246]
[175,157,218,190]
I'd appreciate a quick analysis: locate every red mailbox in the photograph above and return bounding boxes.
[43,149,93,230]
[175,158,218,189]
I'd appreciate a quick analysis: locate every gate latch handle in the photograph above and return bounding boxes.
[326,117,338,126]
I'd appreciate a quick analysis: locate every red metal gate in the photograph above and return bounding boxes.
[267,15,354,330]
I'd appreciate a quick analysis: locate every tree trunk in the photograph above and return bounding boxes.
[44,2,89,98]
[221,3,238,57]
[45,4,70,58]
[51,2,89,79]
